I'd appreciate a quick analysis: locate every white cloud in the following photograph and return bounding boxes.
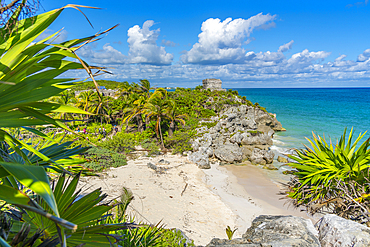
[357,49,370,62]
[127,20,173,65]
[78,43,126,64]
[161,39,179,47]
[63,46,370,87]
[71,18,370,87]
[73,45,370,87]
[181,13,277,64]
[278,40,294,53]
[78,20,173,65]
[287,49,331,66]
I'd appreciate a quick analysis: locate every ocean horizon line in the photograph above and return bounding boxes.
[226,86,370,89]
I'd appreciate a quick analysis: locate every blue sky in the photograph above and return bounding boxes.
[39,0,370,88]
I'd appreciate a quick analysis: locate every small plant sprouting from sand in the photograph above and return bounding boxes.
[226,225,237,240]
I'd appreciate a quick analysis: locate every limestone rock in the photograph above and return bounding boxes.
[214,144,243,163]
[277,156,288,163]
[250,148,274,165]
[206,215,320,246]
[206,238,258,246]
[189,102,283,166]
[188,151,210,169]
[230,132,243,144]
[254,108,284,131]
[317,214,370,247]
[263,164,278,170]
[243,215,320,247]
[241,145,254,160]
[240,132,273,146]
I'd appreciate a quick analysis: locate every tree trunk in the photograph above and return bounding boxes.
[168,120,175,137]
[136,114,144,133]
[158,117,164,148]
[145,116,150,130]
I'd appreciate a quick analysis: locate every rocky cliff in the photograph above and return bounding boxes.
[188,104,284,169]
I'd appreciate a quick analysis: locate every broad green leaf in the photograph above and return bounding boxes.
[0,163,59,217]
[0,184,31,206]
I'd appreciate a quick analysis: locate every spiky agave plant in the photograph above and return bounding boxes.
[0,2,135,246]
[285,128,370,223]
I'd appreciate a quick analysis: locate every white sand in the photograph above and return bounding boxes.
[78,154,309,246]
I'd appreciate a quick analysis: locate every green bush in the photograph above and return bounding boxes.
[100,132,138,153]
[99,129,160,156]
[165,131,194,154]
[83,146,127,172]
[285,128,370,224]
[158,228,195,246]
[200,121,217,129]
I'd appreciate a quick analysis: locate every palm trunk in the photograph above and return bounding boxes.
[158,117,164,148]
[145,116,150,130]
[136,114,144,132]
[168,120,175,137]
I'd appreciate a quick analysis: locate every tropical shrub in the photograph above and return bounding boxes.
[285,128,370,225]
[157,228,195,246]
[0,2,152,245]
[83,146,127,172]
[99,129,157,153]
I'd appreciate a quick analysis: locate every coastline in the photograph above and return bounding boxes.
[78,154,316,246]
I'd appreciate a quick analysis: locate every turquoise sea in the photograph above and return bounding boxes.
[234,88,370,154]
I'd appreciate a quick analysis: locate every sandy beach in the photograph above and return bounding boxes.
[78,154,312,246]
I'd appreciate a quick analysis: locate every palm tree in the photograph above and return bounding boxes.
[137,79,154,99]
[49,91,78,120]
[115,81,134,98]
[142,89,171,148]
[122,80,154,132]
[123,92,146,132]
[77,90,95,112]
[90,93,111,124]
[167,99,188,137]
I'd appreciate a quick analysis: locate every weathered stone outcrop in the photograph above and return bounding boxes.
[277,156,288,163]
[317,214,370,247]
[189,104,283,168]
[206,215,320,247]
[205,214,370,247]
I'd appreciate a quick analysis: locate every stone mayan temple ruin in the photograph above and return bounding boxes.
[202,78,226,91]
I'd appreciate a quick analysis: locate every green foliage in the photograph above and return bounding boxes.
[164,117,199,154]
[200,121,217,129]
[157,228,195,246]
[0,3,119,245]
[286,128,370,224]
[99,129,159,155]
[4,173,134,246]
[73,80,130,91]
[83,146,127,172]
[225,226,237,240]
[247,130,263,135]
[165,129,195,154]
[118,224,163,247]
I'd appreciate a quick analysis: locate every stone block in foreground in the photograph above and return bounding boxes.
[206,215,320,246]
[317,214,370,247]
